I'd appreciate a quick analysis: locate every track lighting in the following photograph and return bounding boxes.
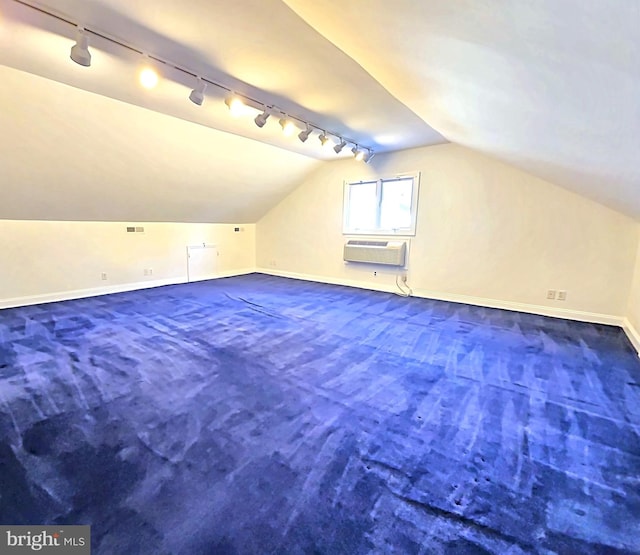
[70,27,91,67]
[298,125,312,143]
[334,139,347,154]
[318,132,330,147]
[188,78,207,106]
[254,108,271,128]
[17,2,376,156]
[279,117,296,136]
[363,150,375,164]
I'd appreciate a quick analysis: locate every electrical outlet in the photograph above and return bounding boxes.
[373,271,377,277]
[547,289,556,300]
[149,268,153,276]
[557,290,567,301]
[101,272,107,281]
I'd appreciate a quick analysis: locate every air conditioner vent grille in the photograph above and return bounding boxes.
[343,240,407,266]
[348,240,389,247]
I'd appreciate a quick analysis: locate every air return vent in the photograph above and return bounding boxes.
[343,240,407,266]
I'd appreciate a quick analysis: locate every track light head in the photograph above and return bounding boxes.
[351,146,365,161]
[225,94,246,116]
[70,27,91,67]
[254,108,271,128]
[139,58,159,89]
[139,67,159,88]
[279,116,296,136]
[298,125,313,143]
[363,150,376,164]
[318,132,329,147]
[334,139,347,154]
[188,78,207,106]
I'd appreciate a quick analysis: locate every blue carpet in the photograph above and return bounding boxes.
[1,273,639,554]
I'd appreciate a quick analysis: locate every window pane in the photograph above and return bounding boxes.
[380,178,413,229]
[347,181,377,230]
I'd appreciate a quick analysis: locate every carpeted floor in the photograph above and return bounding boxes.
[1,273,639,554]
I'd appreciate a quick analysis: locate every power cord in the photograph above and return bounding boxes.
[395,274,412,297]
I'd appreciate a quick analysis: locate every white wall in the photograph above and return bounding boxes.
[624,229,640,349]
[257,143,638,323]
[0,220,255,308]
[3,144,637,326]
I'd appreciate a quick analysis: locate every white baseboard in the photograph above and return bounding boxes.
[2,266,627,333]
[215,268,256,279]
[188,268,255,283]
[257,268,399,295]
[0,278,184,310]
[410,287,623,327]
[622,318,640,355]
[256,267,623,327]
[0,268,257,310]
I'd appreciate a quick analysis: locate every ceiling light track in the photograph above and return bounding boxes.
[13,0,375,161]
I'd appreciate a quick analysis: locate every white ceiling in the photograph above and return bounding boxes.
[1,0,639,221]
[285,0,640,218]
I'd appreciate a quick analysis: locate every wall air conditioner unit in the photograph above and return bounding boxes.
[343,239,407,267]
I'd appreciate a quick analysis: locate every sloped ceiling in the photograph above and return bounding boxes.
[1,0,639,222]
[285,0,640,218]
[0,0,442,160]
[0,0,443,222]
[0,65,319,223]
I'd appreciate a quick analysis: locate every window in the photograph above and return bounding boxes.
[343,172,420,236]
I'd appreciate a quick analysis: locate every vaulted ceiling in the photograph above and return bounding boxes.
[1,0,638,222]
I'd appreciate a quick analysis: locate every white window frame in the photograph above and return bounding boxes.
[342,172,420,236]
